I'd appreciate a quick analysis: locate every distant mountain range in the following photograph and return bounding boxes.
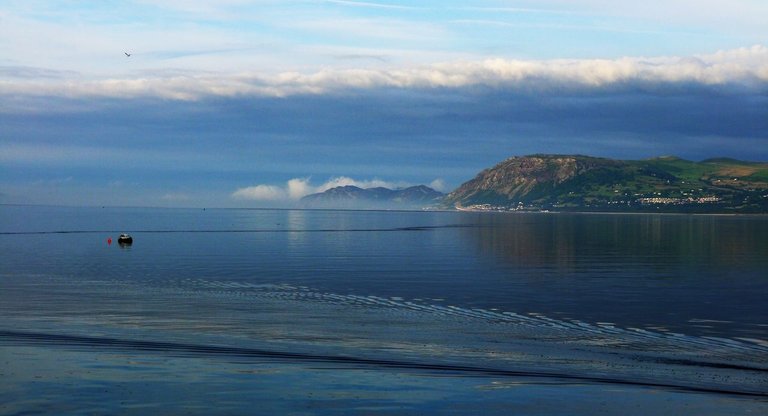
[444,154,768,213]
[300,185,444,209]
[298,155,768,213]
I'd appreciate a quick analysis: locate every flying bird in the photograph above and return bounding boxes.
[124,52,131,57]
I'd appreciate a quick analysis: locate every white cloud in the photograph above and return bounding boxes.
[231,176,409,201]
[231,184,286,201]
[560,1,768,32]
[3,46,766,101]
[429,179,447,192]
[325,0,422,10]
[286,178,313,200]
[314,176,400,192]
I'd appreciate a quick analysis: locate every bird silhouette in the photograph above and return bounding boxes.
[124,52,131,57]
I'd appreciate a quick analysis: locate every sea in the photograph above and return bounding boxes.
[1,205,766,415]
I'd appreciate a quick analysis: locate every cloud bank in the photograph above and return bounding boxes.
[231,176,436,202]
[2,46,766,101]
[3,45,767,207]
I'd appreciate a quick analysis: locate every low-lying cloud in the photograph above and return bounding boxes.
[231,176,438,202]
[2,46,766,101]
[231,184,286,201]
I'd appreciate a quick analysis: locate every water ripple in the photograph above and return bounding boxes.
[1,329,765,399]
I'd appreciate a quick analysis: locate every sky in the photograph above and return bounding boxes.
[1,1,767,208]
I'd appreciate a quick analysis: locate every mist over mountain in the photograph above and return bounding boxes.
[297,155,768,213]
[300,185,444,210]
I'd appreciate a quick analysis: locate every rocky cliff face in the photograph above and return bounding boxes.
[446,155,621,206]
[300,155,768,212]
[444,154,768,212]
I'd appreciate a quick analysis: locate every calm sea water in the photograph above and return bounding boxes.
[1,206,766,415]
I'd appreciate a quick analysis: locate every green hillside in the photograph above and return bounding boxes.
[444,155,768,213]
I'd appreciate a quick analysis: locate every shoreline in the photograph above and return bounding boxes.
[2,203,767,216]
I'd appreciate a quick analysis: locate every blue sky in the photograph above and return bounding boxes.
[1,1,767,207]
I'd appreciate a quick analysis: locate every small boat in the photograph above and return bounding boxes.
[117,234,133,245]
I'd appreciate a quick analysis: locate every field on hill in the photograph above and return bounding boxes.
[446,156,768,213]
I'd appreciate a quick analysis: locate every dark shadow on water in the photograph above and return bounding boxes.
[2,330,765,399]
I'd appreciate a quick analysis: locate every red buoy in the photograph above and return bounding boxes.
[107,237,112,245]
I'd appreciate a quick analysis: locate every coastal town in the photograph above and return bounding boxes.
[454,194,731,212]
[444,155,768,213]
